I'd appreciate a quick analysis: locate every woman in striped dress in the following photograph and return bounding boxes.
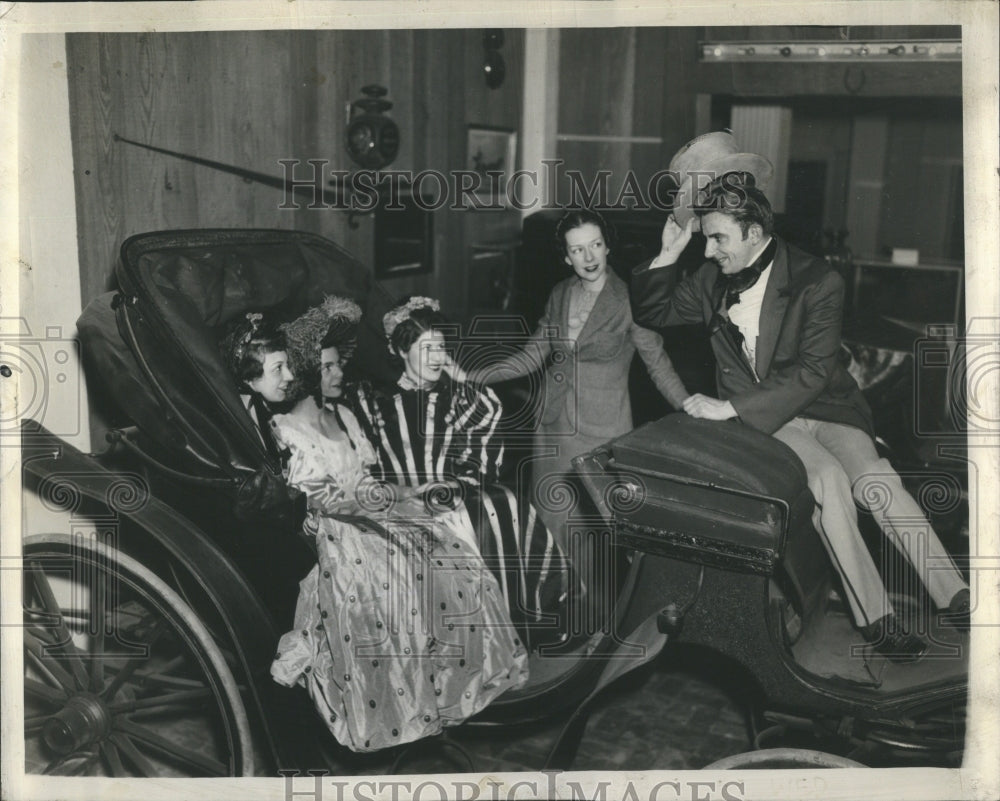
[345,297,575,651]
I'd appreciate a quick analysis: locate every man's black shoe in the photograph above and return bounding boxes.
[875,630,928,663]
[860,614,928,663]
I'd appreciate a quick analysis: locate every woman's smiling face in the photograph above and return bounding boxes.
[563,222,610,284]
[701,211,761,276]
[248,350,293,403]
[401,329,447,387]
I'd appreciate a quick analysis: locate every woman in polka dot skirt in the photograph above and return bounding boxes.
[268,298,527,752]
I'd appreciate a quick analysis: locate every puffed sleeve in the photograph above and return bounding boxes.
[443,379,505,484]
[272,414,349,514]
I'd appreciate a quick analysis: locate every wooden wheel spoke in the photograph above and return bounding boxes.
[155,655,186,676]
[24,676,68,705]
[101,619,164,701]
[129,672,203,690]
[25,562,90,691]
[24,632,77,692]
[109,733,157,778]
[24,715,51,734]
[99,740,127,777]
[23,611,62,638]
[115,719,228,776]
[109,687,213,715]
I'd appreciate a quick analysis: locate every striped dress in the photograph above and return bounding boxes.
[347,377,573,650]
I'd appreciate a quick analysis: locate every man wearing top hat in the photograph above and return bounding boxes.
[630,131,970,662]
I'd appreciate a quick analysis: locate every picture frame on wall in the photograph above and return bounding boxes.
[467,125,517,207]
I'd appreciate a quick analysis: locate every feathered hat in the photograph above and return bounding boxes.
[280,296,363,400]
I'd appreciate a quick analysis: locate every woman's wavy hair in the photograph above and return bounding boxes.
[387,302,451,366]
[220,312,286,391]
[554,208,614,259]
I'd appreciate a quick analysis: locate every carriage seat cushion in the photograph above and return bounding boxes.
[604,415,815,574]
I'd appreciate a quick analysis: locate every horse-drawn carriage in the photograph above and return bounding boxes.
[21,229,968,777]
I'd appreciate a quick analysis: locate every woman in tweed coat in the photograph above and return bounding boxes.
[471,209,689,626]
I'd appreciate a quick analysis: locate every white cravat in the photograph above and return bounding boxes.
[727,240,774,376]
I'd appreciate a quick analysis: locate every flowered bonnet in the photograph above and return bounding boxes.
[382,296,440,338]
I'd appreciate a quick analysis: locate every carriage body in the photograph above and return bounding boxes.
[20,229,968,777]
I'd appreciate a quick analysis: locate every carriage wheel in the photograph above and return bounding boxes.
[22,533,254,777]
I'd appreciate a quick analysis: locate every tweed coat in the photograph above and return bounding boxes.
[485,269,689,442]
[631,236,874,438]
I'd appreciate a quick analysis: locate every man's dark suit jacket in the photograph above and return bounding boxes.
[631,236,874,438]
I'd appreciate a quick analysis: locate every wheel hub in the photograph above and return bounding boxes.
[43,693,113,755]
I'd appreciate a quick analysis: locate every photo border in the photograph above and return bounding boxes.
[2,2,997,800]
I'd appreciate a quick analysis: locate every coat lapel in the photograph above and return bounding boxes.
[755,238,790,379]
[577,271,623,343]
[556,278,573,336]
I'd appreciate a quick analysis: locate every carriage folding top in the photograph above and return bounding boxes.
[77,229,396,482]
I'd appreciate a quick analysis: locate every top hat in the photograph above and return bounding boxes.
[669,130,774,230]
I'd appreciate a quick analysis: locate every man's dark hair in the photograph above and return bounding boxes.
[694,175,774,239]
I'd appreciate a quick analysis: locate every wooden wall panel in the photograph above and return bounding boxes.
[67,28,524,327]
[388,29,417,172]
[67,34,122,302]
[789,114,853,233]
[558,28,636,138]
[880,115,963,261]
[556,28,641,207]
[632,28,667,138]
[70,26,956,325]
[660,28,701,178]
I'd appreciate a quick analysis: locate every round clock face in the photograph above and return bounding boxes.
[346,115,400,169]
